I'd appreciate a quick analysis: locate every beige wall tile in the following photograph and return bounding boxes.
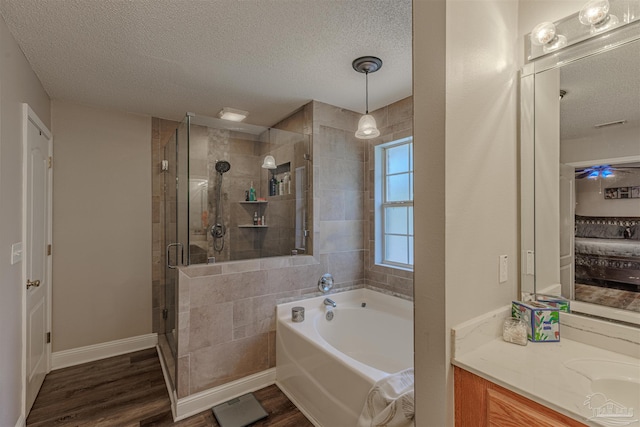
[319,220,364,253]
[178,311,190,356]
[190,334,269,393]
[177,355,190,399]
[189,302,233,351]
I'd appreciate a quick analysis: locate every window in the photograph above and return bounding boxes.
[375,137,413,269]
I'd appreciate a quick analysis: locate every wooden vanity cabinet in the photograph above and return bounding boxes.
[454,366,587,427]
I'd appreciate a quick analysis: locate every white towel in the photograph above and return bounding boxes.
[357,368,415,427]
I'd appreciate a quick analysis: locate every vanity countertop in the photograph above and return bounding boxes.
[453,336,640,427]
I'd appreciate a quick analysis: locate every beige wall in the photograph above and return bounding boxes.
[414,0,521,424]
[576,170,640,217]
[413,1,447,425]
[413,1,592,425]
[51,100,152,351]
[0,13,51,426]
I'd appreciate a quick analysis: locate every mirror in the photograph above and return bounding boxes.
[521,19,640,323]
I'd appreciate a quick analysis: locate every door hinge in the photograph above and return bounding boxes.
[48,156,52,169]
[162,308,168,320]
[47,244,52,256]
[46,332,51,343]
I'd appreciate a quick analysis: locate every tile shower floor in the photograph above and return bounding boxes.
[575,283,640,312]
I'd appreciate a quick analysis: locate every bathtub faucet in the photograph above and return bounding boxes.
[324,298,336,308]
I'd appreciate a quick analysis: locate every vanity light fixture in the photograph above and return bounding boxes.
[218,107,248,122]
[530,22,567,53]
[579,0,619,33]
[352,56,382,139]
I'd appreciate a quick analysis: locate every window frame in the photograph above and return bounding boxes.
[374,137,414,270]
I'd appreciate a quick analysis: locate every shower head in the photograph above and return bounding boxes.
[215,160,231,174]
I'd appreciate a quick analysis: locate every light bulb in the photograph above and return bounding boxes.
[579,0,611,25]
[530,22,557,46]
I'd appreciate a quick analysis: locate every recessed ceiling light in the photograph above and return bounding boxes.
[218,107,248,122]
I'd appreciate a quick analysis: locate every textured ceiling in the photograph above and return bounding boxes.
[560,38,640,141]
[0,0,412,126]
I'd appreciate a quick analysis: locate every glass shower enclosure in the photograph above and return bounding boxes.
[161,112,311,389]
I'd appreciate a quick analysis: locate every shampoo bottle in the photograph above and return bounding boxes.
[249,182,256,201]
[283,172,290,194]
[270,174,277,196]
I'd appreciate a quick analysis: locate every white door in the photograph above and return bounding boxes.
[559,164,575,299]
[23,105,52,414]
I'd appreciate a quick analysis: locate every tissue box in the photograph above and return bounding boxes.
[536,294,570,313]
[512,301,560,342]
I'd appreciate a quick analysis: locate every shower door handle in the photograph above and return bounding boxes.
[166,242,184,269]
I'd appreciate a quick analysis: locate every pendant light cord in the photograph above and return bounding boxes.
[365,71,370,114]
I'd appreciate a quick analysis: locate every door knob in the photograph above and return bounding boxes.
[26,279,41,289]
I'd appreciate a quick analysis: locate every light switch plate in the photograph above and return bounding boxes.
[11,242,22,265]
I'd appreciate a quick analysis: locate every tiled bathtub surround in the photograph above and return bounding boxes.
[175,255,362,398]
[363,97,414,299]
[310,97,414,300]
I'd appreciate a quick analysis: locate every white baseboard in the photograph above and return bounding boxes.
[276,380,322,427]
[51,333,158,370]
[174,368,276,421]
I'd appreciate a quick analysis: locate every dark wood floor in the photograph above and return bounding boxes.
[27,348,312,427]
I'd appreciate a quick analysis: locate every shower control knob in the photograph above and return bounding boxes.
[317,273,334,293]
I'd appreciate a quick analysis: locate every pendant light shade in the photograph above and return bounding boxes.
[261,155,276,169]
[356,114,380,139]
[352,56,382,140]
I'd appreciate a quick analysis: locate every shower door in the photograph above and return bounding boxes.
[163,118,189,363]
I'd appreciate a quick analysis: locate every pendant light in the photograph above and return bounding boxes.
[353,56,382,139]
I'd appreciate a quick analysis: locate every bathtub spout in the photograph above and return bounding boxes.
[324,298,336,308]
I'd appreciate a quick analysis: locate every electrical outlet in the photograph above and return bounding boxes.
[499,255,508,283]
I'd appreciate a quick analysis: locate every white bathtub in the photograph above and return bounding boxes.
[275,288,414,427]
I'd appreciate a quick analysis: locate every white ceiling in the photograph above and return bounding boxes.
[0,0,412,126]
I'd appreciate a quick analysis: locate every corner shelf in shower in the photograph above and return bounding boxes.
[238,225,269,228]
[239,201,268,204]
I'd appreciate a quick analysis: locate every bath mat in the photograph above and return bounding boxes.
[212,393,268,427]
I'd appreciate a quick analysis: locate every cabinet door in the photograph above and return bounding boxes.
[454,367,586,427]
[487,388,575,427]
